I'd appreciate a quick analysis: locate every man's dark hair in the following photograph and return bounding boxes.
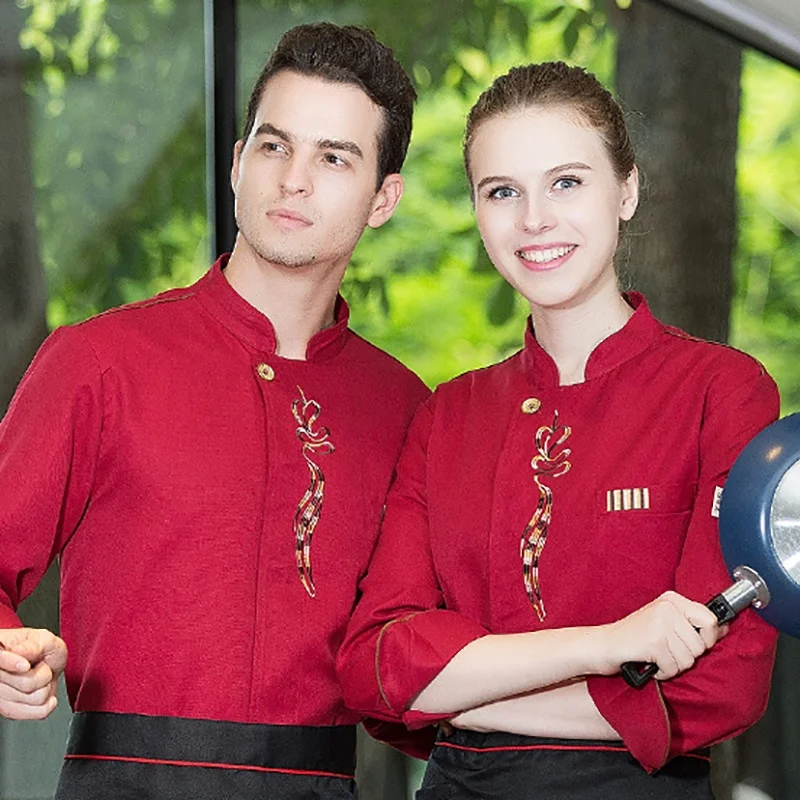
[242,22,416,187]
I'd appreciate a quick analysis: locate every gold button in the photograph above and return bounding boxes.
[256,363,275,381]
[521,397,541,414]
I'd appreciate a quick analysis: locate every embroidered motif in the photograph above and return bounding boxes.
[292,386,335,598]
[521,410,571,622]
[606,487,650,511]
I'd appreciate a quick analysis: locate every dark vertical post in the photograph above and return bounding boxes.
[204,0,238,259]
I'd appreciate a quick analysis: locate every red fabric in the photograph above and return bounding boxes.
[338,293,779,771]
[0,256,429,728]
[63,754,353,780]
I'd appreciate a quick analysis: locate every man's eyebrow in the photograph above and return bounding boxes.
[252,124,363,160]
[318,139,363,159]
[254,122,291,141]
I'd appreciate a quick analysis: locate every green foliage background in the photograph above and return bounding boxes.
[17,0,800,401]
[732,53,800,411]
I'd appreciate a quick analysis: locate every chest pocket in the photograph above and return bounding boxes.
[592,482,696,617]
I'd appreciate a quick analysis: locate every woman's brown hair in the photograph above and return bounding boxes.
[464,62,635,185]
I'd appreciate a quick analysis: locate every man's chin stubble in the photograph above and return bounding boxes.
[255,246,318,269]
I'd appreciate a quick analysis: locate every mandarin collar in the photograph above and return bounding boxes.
[195,255,351,361]
[520,293,662,387]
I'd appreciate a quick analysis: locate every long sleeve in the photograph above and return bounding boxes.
[337,398,488,729]
[588,362,780,772]
[0,327,104,627]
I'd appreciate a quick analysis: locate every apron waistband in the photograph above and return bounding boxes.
[438,728,711,764]
[65,711,357,779]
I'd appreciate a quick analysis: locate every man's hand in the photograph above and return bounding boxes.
[0,628,67,720]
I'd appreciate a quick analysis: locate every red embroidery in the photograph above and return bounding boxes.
[292,387,335,598]
[521,410,571,621]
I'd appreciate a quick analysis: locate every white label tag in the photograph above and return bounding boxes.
[711,486,723,518]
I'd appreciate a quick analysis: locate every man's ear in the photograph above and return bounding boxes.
[230,140,245,191]
[619,165,639,222]
[367,174,404,229]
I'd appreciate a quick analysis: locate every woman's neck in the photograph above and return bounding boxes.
[531,290,633,386]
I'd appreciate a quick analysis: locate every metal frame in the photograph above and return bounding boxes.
[204,0,238,258]
[651,0,800,71]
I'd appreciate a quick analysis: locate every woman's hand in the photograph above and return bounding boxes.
[595,591,726,680]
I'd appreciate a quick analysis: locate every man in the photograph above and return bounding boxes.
[0,22,428,799]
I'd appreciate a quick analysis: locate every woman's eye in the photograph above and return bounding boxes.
[487,186,517,200]
[553,177,580,191]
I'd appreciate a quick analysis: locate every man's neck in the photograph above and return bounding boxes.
[224,241,344,360]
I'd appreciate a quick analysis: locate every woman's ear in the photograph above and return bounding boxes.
[619,165,639,222]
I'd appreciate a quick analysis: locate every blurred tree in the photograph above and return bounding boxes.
[609,0,742,346]
[17,0,208,326]
[341,0,615,384]
[11,0,611,386]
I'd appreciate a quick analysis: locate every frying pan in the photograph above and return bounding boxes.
[622,413,800,688]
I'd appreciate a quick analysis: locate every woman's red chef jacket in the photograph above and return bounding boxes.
[337,293,780,772]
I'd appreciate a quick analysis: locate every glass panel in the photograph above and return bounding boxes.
[731,51,800,412]
[22,0,209,328]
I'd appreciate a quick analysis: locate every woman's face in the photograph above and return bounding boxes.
[469,104,638,314]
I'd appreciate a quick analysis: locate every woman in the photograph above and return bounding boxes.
[338,62,779,798]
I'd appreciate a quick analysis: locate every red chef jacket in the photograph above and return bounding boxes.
[338,293,779,772]
[0,256,429,728]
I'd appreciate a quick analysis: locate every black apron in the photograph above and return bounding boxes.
[417,729,714,800]
[56,711,357,800]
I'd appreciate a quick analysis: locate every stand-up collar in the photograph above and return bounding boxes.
[520,293,663,387]
[195,255,351,361]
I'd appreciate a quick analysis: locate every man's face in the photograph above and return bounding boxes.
[231,71,402,277]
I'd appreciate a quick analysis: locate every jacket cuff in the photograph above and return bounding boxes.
[0,606,23,630]
[587,674,671,773]
[362,718,436,760]
[376,610,487,717]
